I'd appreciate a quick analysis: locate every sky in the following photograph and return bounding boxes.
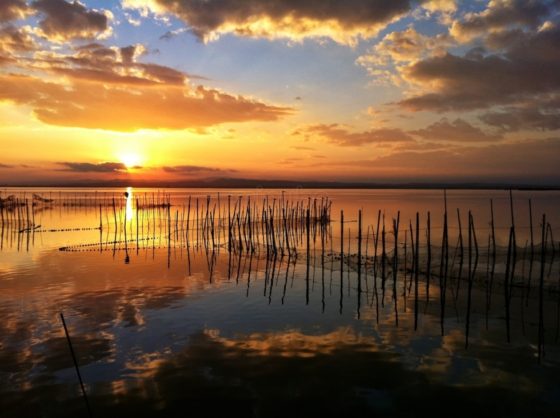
[0,0,559,186]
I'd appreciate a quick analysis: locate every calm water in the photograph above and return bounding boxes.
[1,188,559,418]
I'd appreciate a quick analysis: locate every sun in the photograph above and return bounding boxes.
[119,152,142,169]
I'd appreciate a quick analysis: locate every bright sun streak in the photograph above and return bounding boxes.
[120,153,142,169]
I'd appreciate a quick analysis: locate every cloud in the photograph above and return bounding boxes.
[410,118,502,142]
[294,124,414,146]
[291,145,315,151]
[480,102,560,132]
[398,24,560,112]
[0,38,290,131]
[0,25,36,53]
[0,73,292,131]
[356,26,454,85]
[422,0,457,13]
[450,0,558,42]
[0,163,15,168]
[33,0,112,41]
[126,0,417,44]
[371,137,560,182]
[0,0,28,22]
[358,26,453,66]
[159,28,187,40]
[315,137,560,183]
[42,43,193,86]
[161,165,235,174]
[58,162,128,173]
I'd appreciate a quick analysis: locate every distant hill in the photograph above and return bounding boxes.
[2,177,559,190]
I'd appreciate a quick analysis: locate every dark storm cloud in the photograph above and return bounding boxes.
[151,0,417,43]
[33,0,110,41]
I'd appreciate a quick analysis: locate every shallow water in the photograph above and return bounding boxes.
[1,188,559,418]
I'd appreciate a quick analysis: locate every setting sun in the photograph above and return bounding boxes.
[119,152,143,169]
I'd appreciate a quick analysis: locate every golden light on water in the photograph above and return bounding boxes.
[125,186,134,221]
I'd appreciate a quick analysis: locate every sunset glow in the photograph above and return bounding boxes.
[0,0,559,186]
[119,152,143,169]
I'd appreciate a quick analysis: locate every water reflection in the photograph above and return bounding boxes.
[125,186,134,222]
[1,188,560,417]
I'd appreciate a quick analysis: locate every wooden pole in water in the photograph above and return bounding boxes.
[112,198,117,232]
[465,211,474,348]
[196,198,199,247]
[426,211,431,304]
[392,212,400,326]
[414,212,419,331]
[439,190,449,336]
[186,196,191,246]
[228,195,231,252]
[357,209,362,273]
[457,208,464,263]
[306,207,310,305]
[538,214,546,363]
[340,210,344,314]
[504,225,514,343]
[381,214,386,305]
[136,199,139,254]
[373,209,381,276]
[357,209,362,317]
[529,199,534,259]
[60,313,93,418]
[510,190,517,259]
[167,204,171,268]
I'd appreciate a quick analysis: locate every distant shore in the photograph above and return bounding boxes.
[1,179,559,191]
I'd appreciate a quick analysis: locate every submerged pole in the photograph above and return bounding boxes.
[60,313,93,418]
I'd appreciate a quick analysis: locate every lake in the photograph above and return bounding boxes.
[1,188,559,417]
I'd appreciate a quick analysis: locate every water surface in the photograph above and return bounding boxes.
[1,188,559,417]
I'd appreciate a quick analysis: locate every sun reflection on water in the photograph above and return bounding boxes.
[125,186,133,221]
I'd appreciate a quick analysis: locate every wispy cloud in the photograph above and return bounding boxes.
[161,165,236,174]
[410,118,502,142]
[294,124,414,147]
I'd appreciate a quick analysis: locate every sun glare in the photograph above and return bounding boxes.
[119,152,142,169]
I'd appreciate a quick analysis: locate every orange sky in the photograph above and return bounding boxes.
[1,0,559,185]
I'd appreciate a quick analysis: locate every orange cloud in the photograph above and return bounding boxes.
[0,73,292,131]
